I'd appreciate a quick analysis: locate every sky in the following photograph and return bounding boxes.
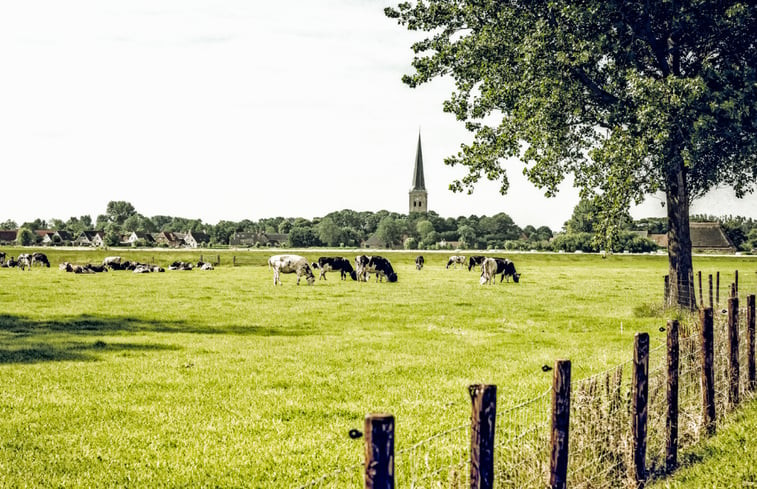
[1,0,756,231]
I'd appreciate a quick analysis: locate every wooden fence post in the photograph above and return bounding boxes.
[364,414,394,489]
[748,295,756,392]
[716,272,720,305]
[708,274,713,310]
[200,254,204,263]
[664,275,670,306]
[728,297,740,409]
[550,360,571,489]
[698,271,703,308]
[632,333,650,487]
[666,320,679,472]
[469,384,497,489]
[689,270,696,309]
[700,308,716,436]
[233,256,236,267]
[735,270,738,297]
[217,254,220,265]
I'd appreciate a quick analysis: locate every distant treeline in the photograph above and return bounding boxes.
[2,200,757,251]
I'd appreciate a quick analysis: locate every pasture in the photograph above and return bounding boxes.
[0,248,755,487]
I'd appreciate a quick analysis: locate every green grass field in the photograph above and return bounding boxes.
[1,248,755,487]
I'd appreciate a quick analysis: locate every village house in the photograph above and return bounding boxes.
[152,231,184,248]
[0,230,18,244]
[229,232,288,247]
[648,222,737,253]
[74,231,105,247]
[184,230,210,248]
[126,231,155,246]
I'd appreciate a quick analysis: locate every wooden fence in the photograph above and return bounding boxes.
[299,289,757,489]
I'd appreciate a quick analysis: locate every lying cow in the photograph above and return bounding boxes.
[268,254,315,286]
[468,256,486,271]
[355,255,397,283]
[415,255,424,270]
[197,261,214,270]
[312,257,357,281]
[168,261,194,271]
[446,255,466,269]
[1,256,18,268]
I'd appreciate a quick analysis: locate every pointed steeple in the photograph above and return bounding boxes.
[409,130,428,214]
[411,131,426,191]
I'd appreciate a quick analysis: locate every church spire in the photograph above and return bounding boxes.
[411,131,426,191]
[409,130,428,214]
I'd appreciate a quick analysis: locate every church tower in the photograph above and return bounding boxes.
[409,132,428,214]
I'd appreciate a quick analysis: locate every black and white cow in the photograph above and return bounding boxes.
[312,257,357,280]
[468,255,486,271]
[355,255,397,283]
[168,261,194,271]
[415,255,424,270]
[484,258,521,283]
[17,254,32,271]
[31,252,50,267]
[268,254,315,286]
[446,255,466,269]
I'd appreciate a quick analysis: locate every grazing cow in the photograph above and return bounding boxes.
[17,254,32,271]
[468,256,486,271]
[356,255,398,283]
[102,256,122,267]
[0,251,5,264]
[415,255,424,270]
[312,257,357,281]
[31,252,50,267]
[354,255,370,281]
[484,258,521,283]
[480,258,498,285]
[446,255,466,269]
[268,254,315,286]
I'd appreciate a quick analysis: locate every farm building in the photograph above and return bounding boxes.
[126,231,155,246]
[648,222,737,253]
[153,231,184,247]
[0,230,18,244]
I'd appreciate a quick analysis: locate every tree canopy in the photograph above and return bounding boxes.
[387,0,757,306]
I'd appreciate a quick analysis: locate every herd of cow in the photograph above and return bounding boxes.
[0,251,214,274]
[1,250,519,285]
[267,253,520,286]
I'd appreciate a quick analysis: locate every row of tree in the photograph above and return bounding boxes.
[3,200,757,251]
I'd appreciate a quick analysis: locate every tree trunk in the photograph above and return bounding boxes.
[666,161,696,309]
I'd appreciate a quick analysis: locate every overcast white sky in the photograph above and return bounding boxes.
[1,0,755,230]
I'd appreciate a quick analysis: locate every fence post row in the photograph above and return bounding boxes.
[550,360,571,489]
[716,272,720,305]
[666,320,679,472]
[364,414,394,489]
[632,333,650,488]
[728,297,740,409]
[749,295,756,392]
[469,384,497,489]
[700,308,716,436]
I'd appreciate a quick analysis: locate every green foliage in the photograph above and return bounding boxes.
[316,217,342,247]
[0,219,17,230]
[105,201,137,226]
[403,236,418,249]
[15,227,35,246]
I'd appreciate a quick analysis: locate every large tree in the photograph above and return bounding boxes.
[387,1,757,307]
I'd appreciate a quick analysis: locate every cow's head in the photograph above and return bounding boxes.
[349,270,358,281]
[387,272,398,283]
[513,273,521,283]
